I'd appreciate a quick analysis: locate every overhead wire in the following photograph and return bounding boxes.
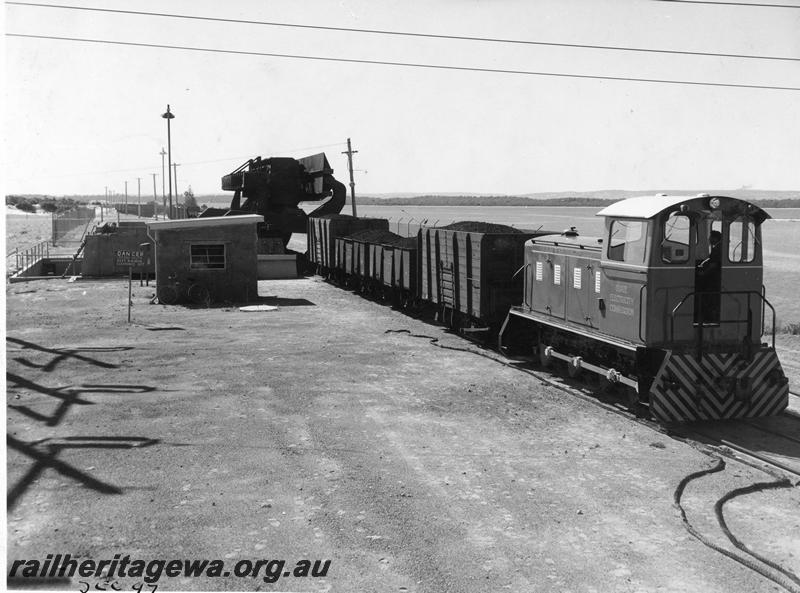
[655,0,800,8]
[3,142,347,182]
[6,1,800,62]
[7,33,800,92]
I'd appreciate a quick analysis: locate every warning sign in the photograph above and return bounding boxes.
[115,249,144,266]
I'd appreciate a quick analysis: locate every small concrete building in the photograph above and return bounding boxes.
[82,221,155,277]
[146,215,262,304]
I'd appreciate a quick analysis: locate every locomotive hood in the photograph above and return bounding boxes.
[596,194,771,224]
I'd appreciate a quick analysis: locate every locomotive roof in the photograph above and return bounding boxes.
[595,194,771,222]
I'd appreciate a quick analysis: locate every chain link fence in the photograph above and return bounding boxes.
[51,206,96,245]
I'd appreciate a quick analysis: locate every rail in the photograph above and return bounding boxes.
[669,290,777,349]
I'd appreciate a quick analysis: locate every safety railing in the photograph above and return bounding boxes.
[8,240,50,275]
[669,290,776,350]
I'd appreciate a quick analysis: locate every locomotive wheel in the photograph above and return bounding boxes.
[537,344,553,368]
[567,357,582,379]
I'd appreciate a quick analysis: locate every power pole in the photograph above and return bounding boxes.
[173,163,180,217]
[151,173,158,219]
[124,181,128,215]
[160,147,167,218]
[136,177,142,218]
[342,138,358,217]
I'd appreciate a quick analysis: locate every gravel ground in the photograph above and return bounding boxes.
[6,277,799,592]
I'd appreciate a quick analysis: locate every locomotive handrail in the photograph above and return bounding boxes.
[512,263,530,279]
[669,290,777,349]
[638,284,647,343]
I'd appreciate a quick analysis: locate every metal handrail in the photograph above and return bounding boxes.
[638,284,647,342]
[669,290,776,348]
[9,240,50,275]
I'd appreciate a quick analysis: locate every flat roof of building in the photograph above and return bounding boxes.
[146,214,263,231]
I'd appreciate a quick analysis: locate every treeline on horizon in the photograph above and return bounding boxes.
[347,193,800,209]
[7,191,800,210]
[5,194,90,214]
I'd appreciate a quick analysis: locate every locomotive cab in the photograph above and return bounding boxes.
[597,193,772,350]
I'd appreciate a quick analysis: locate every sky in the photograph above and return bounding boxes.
[3,0,800,198]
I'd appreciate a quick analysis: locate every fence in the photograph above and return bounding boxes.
[7,240,50,275]
[113,202,189,219]
[385,217,522,237]
[390,218,447,237]
[52,206,96,245]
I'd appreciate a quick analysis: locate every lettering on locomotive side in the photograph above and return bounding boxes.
[609,293,634,306]
[609,292,635,316]
[608,303,635,316]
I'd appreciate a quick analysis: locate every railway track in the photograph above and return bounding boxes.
[482,336,800,480]
[394,327,800,481]
[516,357,800,480]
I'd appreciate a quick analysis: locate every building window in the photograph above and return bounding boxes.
[190,244,226,269]
[607,219,649,264]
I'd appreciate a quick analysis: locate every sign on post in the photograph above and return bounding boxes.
[115,249,144,267]
[114,250,144,323]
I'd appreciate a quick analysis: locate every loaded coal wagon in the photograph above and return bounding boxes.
[306,214,389,276]
[420,222,553,332]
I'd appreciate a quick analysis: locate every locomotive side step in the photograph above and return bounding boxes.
[460,326,490,334]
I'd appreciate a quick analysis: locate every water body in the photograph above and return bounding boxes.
[351,205,800,256]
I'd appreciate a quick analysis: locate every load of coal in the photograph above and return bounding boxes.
[440,221,523,234]
[394,236,419,249]
[346,229,405,245]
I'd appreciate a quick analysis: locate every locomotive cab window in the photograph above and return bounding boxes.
[607,219,649,264]
[661,213,691,264]
[728,216,757,263]
[190,244,226,269]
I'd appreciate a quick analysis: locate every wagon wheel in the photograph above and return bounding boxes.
[157,284,179,305]
[188,284,212,307]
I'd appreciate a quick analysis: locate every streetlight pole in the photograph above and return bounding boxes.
[161,105,175,218]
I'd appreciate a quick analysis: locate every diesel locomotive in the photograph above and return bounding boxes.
[307,193,789,423]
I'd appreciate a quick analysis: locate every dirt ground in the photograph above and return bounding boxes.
[5,276,800,592]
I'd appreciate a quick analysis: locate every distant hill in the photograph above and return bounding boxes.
[8,189,800,209]
[347,190,800,208]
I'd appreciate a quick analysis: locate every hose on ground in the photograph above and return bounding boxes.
[675,458,800,593]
